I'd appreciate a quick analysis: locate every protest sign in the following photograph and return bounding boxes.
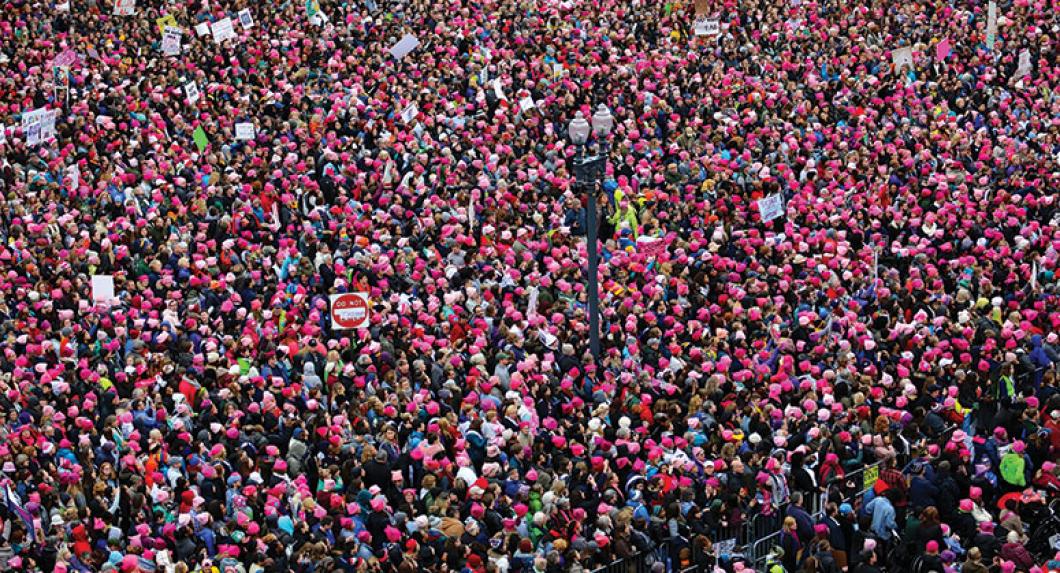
[388,34,420,59]
[235,123,255,140]
[330,293,371,329]
[238,9,254,29]
[162,27,182,56]
[986,1,997,49]
[91,275,116,302]
[492,79,507,101]
[519,96,536,112]
[1014,49,1031,79]
[193,126,209,152]
[21,108,47,146]
[52,49,79,68]
[757,194,785,222]
[695,18,719,36]
[156,14,177,33]
[936,38,950,61]
[400,103,418,124]
[112,0,135,15]
[891,47,913,70]
[66,164,80,191]
[184,81,200,104]
[211,17,236,43]
[194,22,210,36]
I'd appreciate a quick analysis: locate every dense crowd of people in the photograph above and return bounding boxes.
[0,0,1058,571]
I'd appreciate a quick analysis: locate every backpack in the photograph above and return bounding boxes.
[999,452,1026,486]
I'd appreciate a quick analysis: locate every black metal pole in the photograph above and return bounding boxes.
[586,163,601,365]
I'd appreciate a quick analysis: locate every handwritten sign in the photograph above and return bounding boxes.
[184,81,200,104]
[400,103,418,124]
[757,194,785,222]
[156,13,177,33]
[234,123,255,141]
[112,0,135,15]
[695,18,720,36]
[1014,49,1032,79]
[211,17,236,44]
[194,22,210,37]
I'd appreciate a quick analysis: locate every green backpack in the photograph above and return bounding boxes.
[999,452,1026,486]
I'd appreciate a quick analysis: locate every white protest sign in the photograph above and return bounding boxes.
[234,122,255,140]
[388,34,420,59]
[695,18,720,36]
[184,81,200,104]
[519,96,536,112]
[21,108,47,147]
[492,79,508,101]
[162,27,183,56]
[112,0,135,15]
[986,1,998,50]
[194,22,210,36]
[66,163,80,191]
[891,47,913,70]
[400,103,418,124]
[0,126,6,146]
[91,275,116,303]
[40,109,59,142]
[757,194,785,222]
[1014,49,1031,79]
[237,9,254,29]
[211,17,236,44]
[329,293,370,329]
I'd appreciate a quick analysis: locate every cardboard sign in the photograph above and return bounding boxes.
[211,17,236,43]
[162,27,182,56]
[330,293,370,329]
[757,194,785,222]
[388,34,420,59]
[986,1,997,49]
[891,47,913,70]
[91,275,116,302]
[156,13,177,33]
[112,0,135,15]
[234,122,255,140]
[238,9,254,29]
[184,81,200,104]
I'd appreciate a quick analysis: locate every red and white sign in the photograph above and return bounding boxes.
[329,293,370,329]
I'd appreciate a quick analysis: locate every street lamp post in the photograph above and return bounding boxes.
[568,105,613,364]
